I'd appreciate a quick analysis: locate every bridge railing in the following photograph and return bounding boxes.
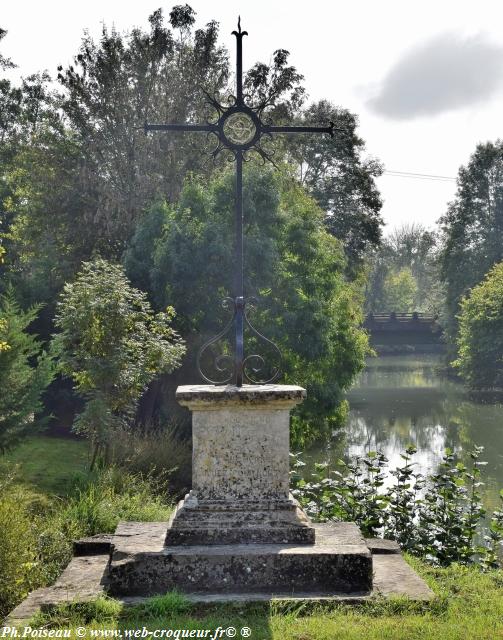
[364,312,441,333]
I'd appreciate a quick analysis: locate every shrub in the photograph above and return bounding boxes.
[55,467,173,537]
[454,261,503,389]
[0,290,55,452]
[53,258,186,467]
[0,467,173,618]
[0,469,42,618]
[292,445,503,568]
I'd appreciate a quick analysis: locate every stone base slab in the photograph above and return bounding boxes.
[108,521,372,597]
[3,525,434,626]
[3,554,110,627]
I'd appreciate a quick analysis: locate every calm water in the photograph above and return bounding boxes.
[308,354,503,508]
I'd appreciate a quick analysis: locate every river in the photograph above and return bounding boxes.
[307,354,503,509]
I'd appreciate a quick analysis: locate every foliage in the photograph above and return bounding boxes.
[109,425,191,495]
[454,261,503,389]
[3,122,93,306]
[0,289,55,452]
[53,258,185,465]
[292,445,503,568]
[31,5,305,272]
[0,470,41,618]
[0,27,14,71]
[125,166,369,443]
[287,100,384,271]
[440,140,503,345]
[0,465,172,619]
[366,224,442,315]
[53,7,228,254]
[1,27,62,300]
[57,467,173,536]
[380,267,418,313]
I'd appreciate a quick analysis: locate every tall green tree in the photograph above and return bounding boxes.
[454,261,503,390]
[366,224,442,315]
[286,100,383,272]
[0,289,55,452]
[125,165,369,444]
[53,258,186,466]
[55,6,228,253]
[380,267,418,313]
[440,141,503,343]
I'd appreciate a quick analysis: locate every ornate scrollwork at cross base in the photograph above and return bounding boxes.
[197,296,281,385]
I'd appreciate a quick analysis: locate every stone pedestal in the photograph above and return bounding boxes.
[107,384,374,597]
[166,384,314,545]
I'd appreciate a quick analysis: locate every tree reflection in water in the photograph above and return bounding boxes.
[306,355,503,508]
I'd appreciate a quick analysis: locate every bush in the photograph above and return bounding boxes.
[0,471,42,618]
[292,445,503,568]
[53,258,186,467]
[58,467,172,536]
[109,425,191,496]
[454,261,503,389]
[0,290,55,452]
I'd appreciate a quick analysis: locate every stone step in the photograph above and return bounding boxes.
[165,493,315,545]
[108,522,372,597]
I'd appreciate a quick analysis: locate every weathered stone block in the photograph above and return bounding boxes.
[171,384,314,545]
[177,384,305,502]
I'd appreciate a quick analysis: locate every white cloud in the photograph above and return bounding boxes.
[367,33,503,120]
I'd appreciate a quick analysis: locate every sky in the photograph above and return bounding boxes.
[2,0,503,233]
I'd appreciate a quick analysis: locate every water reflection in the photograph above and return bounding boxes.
[307,355,503,508]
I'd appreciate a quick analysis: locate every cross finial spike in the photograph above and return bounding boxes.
[232,16,247,38]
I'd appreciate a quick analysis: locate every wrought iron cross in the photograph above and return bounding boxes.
[145,18,334,387]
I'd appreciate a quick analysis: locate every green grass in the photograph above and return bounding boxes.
[31,561,503,640]
[2,435,90,494]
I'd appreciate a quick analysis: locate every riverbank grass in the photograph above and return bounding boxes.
[3,436,89,495]
[30,561,503,640]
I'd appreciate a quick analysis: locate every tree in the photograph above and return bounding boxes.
[0,28,14,71]
[1,61,70,305]
[380,267,417,313]
[286,100,383,272]
[366,224,442,315]
[454,262,503,390]
[125,165,369,444]
[55,7,228,253]
[4,7,308,307]
[0,290,55,452]
[440,141,503,344]
[53,258,186,467]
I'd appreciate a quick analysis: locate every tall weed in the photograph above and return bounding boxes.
[292,445,503,568]
[0,466,172,619]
